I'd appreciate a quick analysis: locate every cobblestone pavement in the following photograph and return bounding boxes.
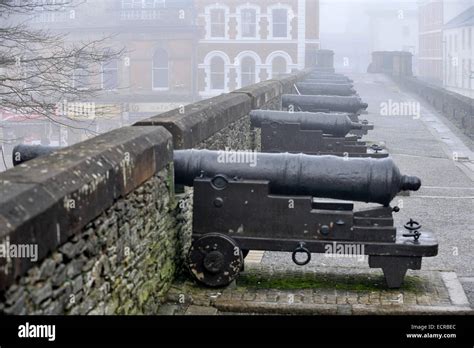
[160,73,474,315]
[159,264,472,315]
[262,73,474,306]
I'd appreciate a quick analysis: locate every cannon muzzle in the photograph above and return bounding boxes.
[283,94,368,114]
[249,110,362,137]
[173,150,421,206]
[12,145,59,166]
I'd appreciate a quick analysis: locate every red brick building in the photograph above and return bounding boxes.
[29,0,200,124]
[194,0,320,98]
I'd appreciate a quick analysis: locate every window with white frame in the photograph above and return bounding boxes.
[102,57,119,90]
[271,56,287,78]
[210,56,225,90]
[241,57,256,87]
[32,0,69,23]
[153,48,169,89]
[121,0,166,20]
[210,9,226,38]
[272,8,288,38]
[73,62,89,90]
[241,8,257,38]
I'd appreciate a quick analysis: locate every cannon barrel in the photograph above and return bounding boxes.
[306,75,353,82]
[309,67,336,74]
[283,95,368,114]
[12,144,59,166]
[296,82,357,96]
[174,150,421,206]
[307,74,353,82]
[249,110,362,137]
[302,78,354,86]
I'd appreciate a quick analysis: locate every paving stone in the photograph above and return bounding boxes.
[159,263,472,315]
[157,304,181,315]
[185,305,218,315]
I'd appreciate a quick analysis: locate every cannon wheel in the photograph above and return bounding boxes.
[187,233,244,287]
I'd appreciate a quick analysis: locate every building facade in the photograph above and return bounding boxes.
[443,6,473,97]
[28,0,200,125]
[194,0,320,98]
[418,0,444,83]
[417,0,473,90]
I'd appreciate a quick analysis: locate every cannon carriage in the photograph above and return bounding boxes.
[11,71,438,291]
[175,150,438,288]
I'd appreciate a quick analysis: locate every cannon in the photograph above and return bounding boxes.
[249,110,387,158]
[302,78,354,85]
[281,94,373,136]
[309,67,335,74]
[250,110,362,137]
[12,144,59,166]
[282,94,368,114]
[307,73,353,82]
[175,150,438,288]
[296,82,357,96]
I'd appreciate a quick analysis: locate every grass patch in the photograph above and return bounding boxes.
[237,271,424,293]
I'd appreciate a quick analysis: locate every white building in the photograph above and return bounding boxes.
[443,5,474,97]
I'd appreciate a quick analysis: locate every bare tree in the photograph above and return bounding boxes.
[0,0,123,133]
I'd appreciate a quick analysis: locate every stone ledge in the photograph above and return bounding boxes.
[134,93,252,149]
[0,126,173,290]
[270,75,298,93]
[231,80,282,109]
[396,77,473,139]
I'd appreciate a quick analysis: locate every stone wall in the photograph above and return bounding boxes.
[0,70,310,314]
[396,77,473,140]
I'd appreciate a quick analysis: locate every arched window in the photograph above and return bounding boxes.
[102,57,119,90]
[241,57,256,87]
[210,56,225,90]
[241,8,257,38]
[153,48,169,89]
[272,56,287,78]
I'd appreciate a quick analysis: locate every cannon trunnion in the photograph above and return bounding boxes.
[175,150,438,289]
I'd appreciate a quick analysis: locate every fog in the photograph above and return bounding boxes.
[0,0,473,171]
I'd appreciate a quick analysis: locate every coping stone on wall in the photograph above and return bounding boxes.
[231,80,283,110]
[0,126,173,290]
[134,93,252,149]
